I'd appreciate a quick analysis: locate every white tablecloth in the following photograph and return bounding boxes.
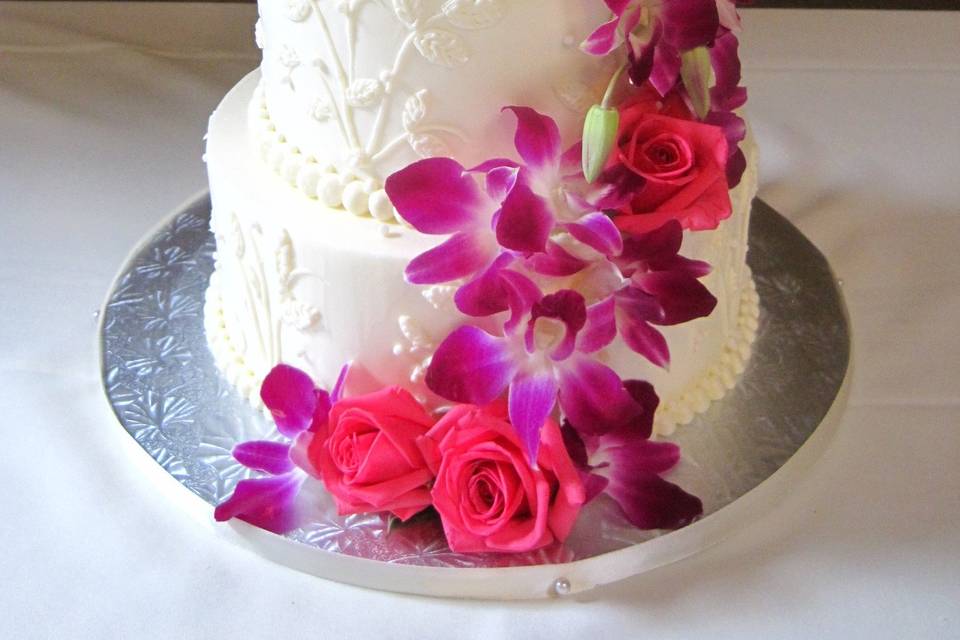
[1,3,958,637]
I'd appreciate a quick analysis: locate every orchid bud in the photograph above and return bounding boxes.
[581,104,619,184]
[680,46,714,120]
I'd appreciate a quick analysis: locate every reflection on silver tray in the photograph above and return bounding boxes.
[99,195,849,571]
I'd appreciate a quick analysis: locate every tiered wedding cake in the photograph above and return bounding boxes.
[204,0,758,437]
[208,0,761,550]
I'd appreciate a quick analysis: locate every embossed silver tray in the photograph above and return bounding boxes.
[99,192,850,599]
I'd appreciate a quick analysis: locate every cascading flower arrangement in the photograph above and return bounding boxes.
[215,0,749,554]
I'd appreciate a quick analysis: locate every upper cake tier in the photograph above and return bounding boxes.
[257,0,612,186]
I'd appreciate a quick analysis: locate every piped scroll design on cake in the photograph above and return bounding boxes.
[206,213,323,404]
[272,0,503,191]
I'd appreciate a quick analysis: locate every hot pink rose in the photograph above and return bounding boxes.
[419,403,585,554]
[611,97,731,235]
[307,387,435,521]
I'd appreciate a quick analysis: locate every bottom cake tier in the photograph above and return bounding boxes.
[203,71,760,435]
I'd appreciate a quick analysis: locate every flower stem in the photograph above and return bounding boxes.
[601,62,627,109]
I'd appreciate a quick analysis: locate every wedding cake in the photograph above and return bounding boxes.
[207,0,759,551]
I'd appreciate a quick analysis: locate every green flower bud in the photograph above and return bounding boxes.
[581,104,620,184]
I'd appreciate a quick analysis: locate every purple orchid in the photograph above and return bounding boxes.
[561,380,703,529]
[213,364,347,534]
[425,271,642,463]
[609,219,717,368]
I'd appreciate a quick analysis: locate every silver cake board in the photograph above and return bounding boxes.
[98,192,850,599]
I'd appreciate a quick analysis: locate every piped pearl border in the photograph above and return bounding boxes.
[653,269,760,436]
[248,83,402,224]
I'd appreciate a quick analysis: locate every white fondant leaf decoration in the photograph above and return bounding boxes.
[310,98,333,122]
[553,79,596,114]
[441,0,506,30]
[285,0,312,22]
[408,132,451,158]
[413,30,470,68]
[393,0,422,26]
[345,78,384,108]
[402,90,428,131]
[283,300,322,332]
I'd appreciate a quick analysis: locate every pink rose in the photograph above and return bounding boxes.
[611,96,731,235]
[307,387,435,521]
[419,403,585,554]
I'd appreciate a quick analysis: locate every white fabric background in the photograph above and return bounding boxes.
[1,3,958,637]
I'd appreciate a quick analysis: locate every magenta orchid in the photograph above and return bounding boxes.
[582,0,721,93]
[385,107,627,321]
[213,363,347,534]
[425,270,642,463]
[610,219,717,367]
[561,380,703,529]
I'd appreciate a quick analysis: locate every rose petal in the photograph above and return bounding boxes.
[213,473,305,534]
[425,326,517,404]
[233,440,294,475]
[508,370,559,464]
[384,158,492,234]
[405,231,496,285]
[260,364,319,438]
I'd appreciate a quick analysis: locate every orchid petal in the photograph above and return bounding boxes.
[331,363,349,403]
[527,290,587,362]
[485,165,520,203]
[650,43,682,96]
[495,179,554,253]
[233,441,294,475]
[565,212,624,257]
[384,158,491,234]
[405,231,495,285]
[709,32,746,111]
[260,364,319,438]
[578,297,617,354]
[607,470,703,530]
[680,46,714,120]
[454,252,514,317]
[636,271,717,325]
[627,21,662,87]
[499,268,543,333]
[508,370,560,464]
[558,357,639,436]
[425,326,517,404]
[621,379,660,440]
[213,473,305,534]
[525,241,589,277]
[661,0,720,51]
[581,15,623,56]
[620,315,671,368]
[620,220,684,269]
[503,106,561,179]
